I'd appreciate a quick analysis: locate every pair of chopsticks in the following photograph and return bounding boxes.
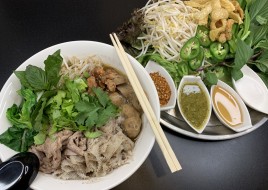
[110,33,181,173]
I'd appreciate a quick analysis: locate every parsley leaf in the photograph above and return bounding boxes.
[75,87,119,129]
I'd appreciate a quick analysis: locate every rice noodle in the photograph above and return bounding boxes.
[137,0,199,61]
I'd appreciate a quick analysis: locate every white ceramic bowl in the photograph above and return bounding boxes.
[177,75,212,134]
[145,60,176,111]
[232,65,268,114]
[0,41,160,190]
[211,80,252,132]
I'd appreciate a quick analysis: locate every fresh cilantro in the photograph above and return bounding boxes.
[92,87,110,107]
[34,132,46,145]
[95,104,118,127]
[75,87,119,129]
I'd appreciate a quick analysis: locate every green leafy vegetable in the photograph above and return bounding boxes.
[44,50,63,88]
[14,49,63,91]
[6,89,37,129]
[233,39,254,70]
[249,0,268,24]
[65,78,87,103]
[137,53,183,84]
[204,71,218,86]
[14,71,33,89]
[25,65,49,90]
[0,127,37,152]
[84,131,102,138]
[116,9,144,56]
[75,87,119,129]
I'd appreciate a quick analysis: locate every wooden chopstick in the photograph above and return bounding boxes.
[110,33,181,173]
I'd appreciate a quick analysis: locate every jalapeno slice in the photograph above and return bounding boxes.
[209,42,229,61]
[180,37,200,61]
[196,25,211,47]
[177,61,189,77]
[188,48,204,70]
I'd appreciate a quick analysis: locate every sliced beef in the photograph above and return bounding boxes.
[67,131,87,156]
[29,130,73,174]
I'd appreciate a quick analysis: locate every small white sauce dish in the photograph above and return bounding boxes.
[232,65,268,114]
[211,80,252,132]
[177,75,212,134]
[145,60,176,111]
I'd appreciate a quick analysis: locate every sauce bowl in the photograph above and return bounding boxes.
[211,80,252,132]
[177,76,212,134]
[145,60,176,111]
[232,65,268,115]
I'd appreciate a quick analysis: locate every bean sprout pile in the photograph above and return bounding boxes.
[137,0,200,61]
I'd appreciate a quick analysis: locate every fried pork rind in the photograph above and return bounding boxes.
[211,0,221,9]
[184,1,206,8]
[185,0,244,42]
[220,0,235,12]
[229,0,244,24]
[211,8,229,21]
[209,19,227,41]
[194,3,212,25]
[225,19,235,40]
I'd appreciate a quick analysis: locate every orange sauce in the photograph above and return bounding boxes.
[212,85,243,127]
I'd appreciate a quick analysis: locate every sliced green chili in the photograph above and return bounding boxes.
[209,42,229,61]
[188,48,204,70]
[196,25,211,47]
[180,37,200,61]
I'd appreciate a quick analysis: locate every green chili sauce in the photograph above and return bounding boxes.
[179,83,210,130]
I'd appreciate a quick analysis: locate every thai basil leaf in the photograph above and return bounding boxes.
[44,50,63,88]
